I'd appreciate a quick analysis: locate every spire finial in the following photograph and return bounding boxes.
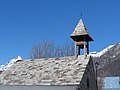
[80,13,82,19]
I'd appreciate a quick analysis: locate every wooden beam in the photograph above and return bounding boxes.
[75,42,77,56]
[84,41,86,58]
[78,46,80,55]
[87,41,89,54]
[75,41,84,46]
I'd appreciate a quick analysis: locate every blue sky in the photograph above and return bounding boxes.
[0,0,120,65]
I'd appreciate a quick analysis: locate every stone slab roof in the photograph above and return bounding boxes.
[0,55,90,85]
[70,19,93,41]
[70,19,88,37]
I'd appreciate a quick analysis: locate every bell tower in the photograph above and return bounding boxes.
[70,19,93,58]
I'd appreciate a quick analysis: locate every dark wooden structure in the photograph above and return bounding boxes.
[70,19,93,58]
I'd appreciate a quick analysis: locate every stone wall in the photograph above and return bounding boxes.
[79,57,97,90]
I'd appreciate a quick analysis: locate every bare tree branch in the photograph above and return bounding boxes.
[30,40,74,59]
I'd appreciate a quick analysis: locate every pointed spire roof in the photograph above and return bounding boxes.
[70,19,88,36]
[70,19,93,41]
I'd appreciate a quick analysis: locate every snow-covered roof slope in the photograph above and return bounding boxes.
[0,56,22,71]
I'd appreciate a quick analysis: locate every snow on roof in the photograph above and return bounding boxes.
[0,56,22,71]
